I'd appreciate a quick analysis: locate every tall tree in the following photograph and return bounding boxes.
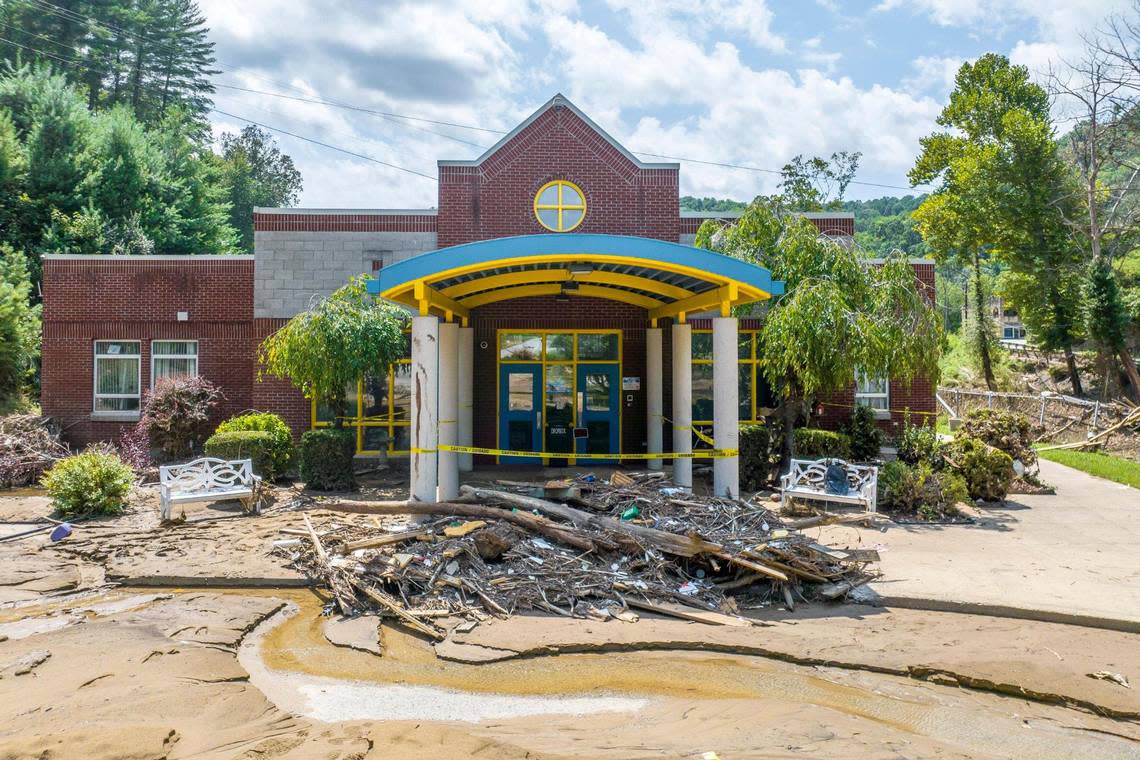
[910,54,1053,391]
[778,151,861,211]
[696,201,942,471]
[0,0,217,126]
[1053,16,1140,399]
[0,245,41,408]
[219,125,303,252]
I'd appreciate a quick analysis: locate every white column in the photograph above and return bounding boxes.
[671,322,692,490]
[713,316,740,499]
[410,315,439,503]
[457,326,474,472]
[437,321,459,502]
[646,327,663,470]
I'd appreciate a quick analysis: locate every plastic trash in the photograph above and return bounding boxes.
[49,523,72,542]
[620,506,640,521]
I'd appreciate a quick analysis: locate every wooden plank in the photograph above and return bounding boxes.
[624,598,752,627]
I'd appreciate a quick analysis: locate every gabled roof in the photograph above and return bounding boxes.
[437,93,678,170]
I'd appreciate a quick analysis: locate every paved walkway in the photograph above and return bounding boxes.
[818,459,1140,631]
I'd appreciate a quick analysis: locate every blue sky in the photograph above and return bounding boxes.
[199,0,1132,207]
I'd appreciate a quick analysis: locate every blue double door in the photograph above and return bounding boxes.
[499,363,619,464]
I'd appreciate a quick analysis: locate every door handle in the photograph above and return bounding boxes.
[536,411,541,428]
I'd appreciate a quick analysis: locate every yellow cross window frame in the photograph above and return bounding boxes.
[533,180,586,232]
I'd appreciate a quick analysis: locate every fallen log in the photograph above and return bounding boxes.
[460,485,724,558]
[324,499,599,553]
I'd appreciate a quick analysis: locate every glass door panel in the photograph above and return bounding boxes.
[499,364,542,463]
[576,363,619,462]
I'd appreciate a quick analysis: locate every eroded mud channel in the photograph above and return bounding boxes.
[237,589,1140,759]
[2,585,1139,759]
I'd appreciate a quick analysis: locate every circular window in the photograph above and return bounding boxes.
[534,180,586,232]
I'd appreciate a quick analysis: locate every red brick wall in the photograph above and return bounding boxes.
[438,104,679,247]
[251,318,312,440]
[679,215,854,237]
[252,212,437,233]
[41,257,257,448]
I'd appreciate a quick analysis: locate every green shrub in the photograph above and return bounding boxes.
[793,428,851,460]
[740,424,774,491]
[959,409,1037,470]
[299,428,356,491]
[943,436,1013,501]
[41,448,134,517]
[214,412,294,480]
[897,417,942,466]
[204,430,278,480]
[844,405,883,462]
[878,460,968,518]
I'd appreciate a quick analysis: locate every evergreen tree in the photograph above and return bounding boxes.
[0,245,41,407]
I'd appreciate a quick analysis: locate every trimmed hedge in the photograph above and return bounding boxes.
[793,428,851,460]
[944,436,1014,501]
[879,460,968,518]
[205,430,279,481]
[740,424,773,491]
[42,448,134,517]
[299,428,356,491]
[214,412,294,480]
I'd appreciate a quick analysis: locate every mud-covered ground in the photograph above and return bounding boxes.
[1,482,1138,759]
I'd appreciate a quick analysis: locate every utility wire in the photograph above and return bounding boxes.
[209,108,437,181]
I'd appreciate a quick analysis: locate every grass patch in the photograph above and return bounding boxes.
[1036,447,1140,490]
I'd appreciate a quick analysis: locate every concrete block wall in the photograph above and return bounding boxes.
[253,228,437,318]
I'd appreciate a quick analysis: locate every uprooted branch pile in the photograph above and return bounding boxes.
[0,415,68,487]
[278,473,880,635]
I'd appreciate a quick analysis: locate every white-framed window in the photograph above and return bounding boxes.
[151,340,198,385]
[94,341,141,413]
[855,369,889,412]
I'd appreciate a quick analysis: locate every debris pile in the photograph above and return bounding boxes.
[277,473,879,636]
[0,415,68,487]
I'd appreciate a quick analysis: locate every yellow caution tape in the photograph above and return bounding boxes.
[657,414,718,447]
[818,402,938,417]
[411,445,738,459]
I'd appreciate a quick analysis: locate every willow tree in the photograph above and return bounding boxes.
[258,276,408,426]
[697,202,943,471]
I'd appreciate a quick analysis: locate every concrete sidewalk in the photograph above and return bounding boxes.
[818,459,1140,631]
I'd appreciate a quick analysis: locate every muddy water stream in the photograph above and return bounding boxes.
[203,587,1137,759]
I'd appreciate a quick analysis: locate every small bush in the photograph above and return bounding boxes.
[299,428,356,491]
[142,376,223,459]
[897,416,942,467]
[878,460,968,518]
[740,424,774,491]
[944,436,1014,501]
[844,405,883,462]
[959,409,1037,470]
[793,428,851,460]
[214,412,293,480]
[205,430,278,480]
[116,420,152,471]
[42,448,134,517]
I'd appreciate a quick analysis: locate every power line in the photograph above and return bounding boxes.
[209,108,437,181]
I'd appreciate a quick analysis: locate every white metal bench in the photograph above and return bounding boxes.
[159,457,262,521]
[780,458,878,513]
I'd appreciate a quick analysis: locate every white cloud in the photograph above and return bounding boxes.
[542,14,938,199]
[902,55,964,96]
[800,36,843,73]
[601,0,787,52]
